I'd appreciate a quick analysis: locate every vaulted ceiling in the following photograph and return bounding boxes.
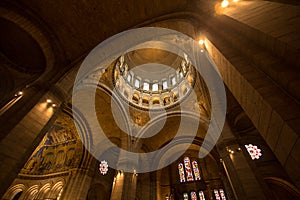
[2,0,219,63]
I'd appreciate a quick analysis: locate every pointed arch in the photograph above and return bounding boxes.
[183,157,194,182]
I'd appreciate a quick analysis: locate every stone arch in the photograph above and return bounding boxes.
[11,191,22,200]
[86,183,109,200]
[264,177,300,200]
[2,184,26,200]
[48,180,65,200]
[0,6,57,100]
[22,185,38,200]
[36,183,51,199]
[138,112,209,170]
[0,5,60,79]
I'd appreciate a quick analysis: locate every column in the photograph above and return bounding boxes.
[0,85,60,197]
[217,122,268,200]
[110,136,138,200]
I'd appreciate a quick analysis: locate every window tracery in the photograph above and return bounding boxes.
[213,189,226,200]
[199,191,205,200]
[184,157,194,182]
[183,192,188,200]
[191,191,197,200]
[178,156,227,200]
[178,157,201,183]
[178,163,186,183]
[192,161,201,181]
[245,144,262,160]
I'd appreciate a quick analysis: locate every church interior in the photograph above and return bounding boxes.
[1,0,300,199]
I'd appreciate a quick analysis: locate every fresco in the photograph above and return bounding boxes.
[21,113,82,175]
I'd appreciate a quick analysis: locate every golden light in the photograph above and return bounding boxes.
[46,99,52,103]
[233,0,239,2]
[52,103,56,107]
[198,39,204,45]
[40,102,48,110]
[18,91,23,95]
[221,0,229,8]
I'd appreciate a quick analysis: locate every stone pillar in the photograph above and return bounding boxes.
[110,171,138,200]
[156,170,162,200]
[61,169,93,199]
[0,85,60,197]
[110,171,125,200]
[110,134,138,200]
[124,172,138,199]
[60,152,95,200]
[205,26,300,188]
[217,122,268,200]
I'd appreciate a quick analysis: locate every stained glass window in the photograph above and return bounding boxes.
[191,191,197,200]
[99,160,108,175]
[245,144,262,160]
[214,189,221,200]
[178,163,186,183]
[178,157,202,182]
[219,189,226,200]
[183,193,188,200]
[199,191,206,200]
[184,157,194,182]
[192,161,201,180]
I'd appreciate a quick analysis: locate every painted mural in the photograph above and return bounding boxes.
[21,113,82,175]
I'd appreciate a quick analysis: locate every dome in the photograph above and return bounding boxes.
[112,48,196,110]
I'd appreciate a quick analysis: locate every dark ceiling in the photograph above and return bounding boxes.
[14,0,196,61]
[0,18,46,73]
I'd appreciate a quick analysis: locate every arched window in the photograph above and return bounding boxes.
[178,163,186,183]
[183,192,188,200]
[191,191,197,200]
[213,189,227,200]
[213,189,221,200]
[162,80,168,90]
[184,157,194,182]
[12,191,22,200]
[199,191,205,200]
[178,157,226,200]
[219,189,226,200]
[192,161,201,180]
[143,82,149,91]
[134,79,140,88]
[152,83,158,91]
[178,157,202,182]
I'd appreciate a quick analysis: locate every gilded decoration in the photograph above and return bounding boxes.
[21,113,82,175]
